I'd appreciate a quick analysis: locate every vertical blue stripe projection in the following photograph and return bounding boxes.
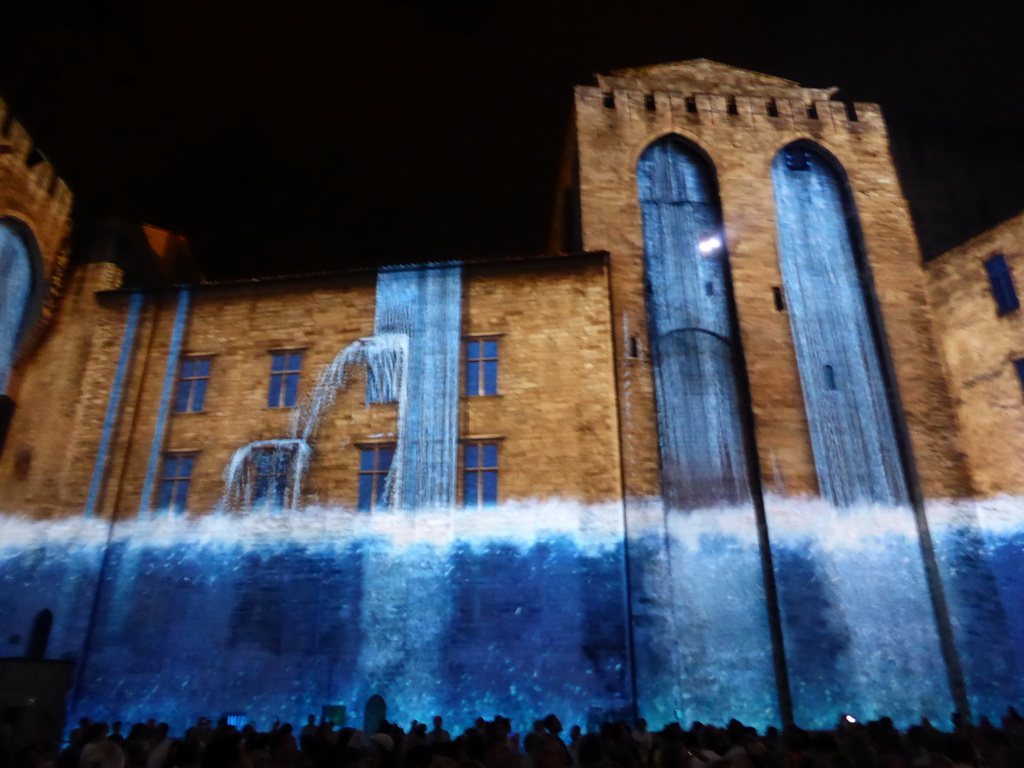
[637,137,750,508]
[0,221,33,393]
[636,136,778,727]
[84,292,144,517]
[139,290,191,516]
[771,144,908,507]
[769,143,951,728]
[373,264,461,509]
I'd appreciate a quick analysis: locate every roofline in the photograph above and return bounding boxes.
[97,250,611,295]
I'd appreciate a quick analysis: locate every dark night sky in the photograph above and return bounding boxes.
[1,0,1023,278]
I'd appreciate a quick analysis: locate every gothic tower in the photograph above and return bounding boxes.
[567,59,1014,726]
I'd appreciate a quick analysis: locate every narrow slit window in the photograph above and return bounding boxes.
[644,93,656,111]
[174,357,212,413]
[602,92,615,109]
[772,286,786,311]
[824,365,837,390]
[685,96,698,114]
[705,281,715,296]
[767,98,779,117]
[157,454,195,513]
[985,254,1020,315]
[358,445,394,512]
[845,101,859,122]
[727,97,738,115]
[268,351,303,408]
[806,103,819,120]
[465,338,499,396]
[629,336,639,358]
[464,441,499,509]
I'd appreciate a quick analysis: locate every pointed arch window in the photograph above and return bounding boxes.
[636,135,752,509]
[771,140,908,506]
[0,219,35,393]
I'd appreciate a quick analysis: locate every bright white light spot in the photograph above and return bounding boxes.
[844,715,857,723]
[698,236,722,254]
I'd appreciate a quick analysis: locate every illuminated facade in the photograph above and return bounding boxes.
[2,60,1024,732]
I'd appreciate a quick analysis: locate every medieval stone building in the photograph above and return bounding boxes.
[1,60,1023,734]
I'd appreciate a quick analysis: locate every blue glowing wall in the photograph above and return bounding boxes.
[1,507,631,733]
[635,136,779,727]
[927,502,1023,719]
[771,142,907,507]
[0,220,33,392]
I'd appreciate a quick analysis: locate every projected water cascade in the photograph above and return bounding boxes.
[637,137,749,508]
[3,231,1024,737]
[0,219,33,392]
[770,142,908,507]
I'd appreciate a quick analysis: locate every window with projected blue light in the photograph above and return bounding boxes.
[985,254,1019,315]
[465,338,499,396]
[174,357,211,413]
[636,134,752,508]
[358,445,394,511]
[771,140,908,507]
[0,219,34,393]
[268,351,302,408]
[463,441,498,508]
[157,454,194,513]
[253,447,294,508]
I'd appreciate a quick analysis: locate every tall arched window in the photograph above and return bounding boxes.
[771,141,908,507]
[637,136,751,509]
[0,219,34,393]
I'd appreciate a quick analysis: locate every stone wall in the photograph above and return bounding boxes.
[926,210,1024,495]
[0,95,74,364]
[573,59,971,500]
[0,256,619,516]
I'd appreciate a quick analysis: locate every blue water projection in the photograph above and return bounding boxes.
[636,136,779,727]
[926,501,1023,718]
[0,219,33,393]
[5,246,1024,734]
[771,143,907,508]
[0,505,631,734]
[637,137,749,508]
[85,293,144,517]
[373,264,462,509]
[769,142,952,726]
[140,290,192,516]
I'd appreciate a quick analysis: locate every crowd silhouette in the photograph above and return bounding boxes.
[4,707,1024,768]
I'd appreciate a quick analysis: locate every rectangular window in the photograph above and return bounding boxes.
[463,441,499,509]
[253,447,294,508]
[465,338,499,396]
[268,351,303,408]
[985,255,1020,315]
[157,453,195,513]
[358,445,394,512]
[174,357,212,413]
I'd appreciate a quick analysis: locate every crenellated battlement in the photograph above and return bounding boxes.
[0,94,73,212]
[577,84,882,135]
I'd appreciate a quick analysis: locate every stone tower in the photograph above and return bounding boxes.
[566,59,1014,726]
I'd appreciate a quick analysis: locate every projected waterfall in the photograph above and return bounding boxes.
[372,265,462,510]
[767,142,951,726]
[637,137,749,508]
[0,220,33,392]
[771,142,908,507]
[223,263,459,512]
[636,136,778,726]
